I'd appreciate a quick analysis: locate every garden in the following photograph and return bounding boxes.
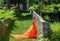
[0,0,60,41]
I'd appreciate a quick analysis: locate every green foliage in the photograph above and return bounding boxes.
[43,15,50,21]
[29,4,38,10]
[0,9,16,21]
[43,4,54,13]
[0,0,4,7]
[42,3,60,13]
[30,0,60,13]
[30,0,38,5]
[51,22,60,41]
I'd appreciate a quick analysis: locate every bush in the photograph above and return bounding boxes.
[51,22,60,41]
[0,9,16,21]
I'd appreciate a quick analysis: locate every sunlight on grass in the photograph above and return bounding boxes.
[11,20,32,34]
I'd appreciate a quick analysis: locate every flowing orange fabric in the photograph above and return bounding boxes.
[11,19,37,39]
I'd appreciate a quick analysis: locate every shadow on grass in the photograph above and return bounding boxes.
[15,11,32,21]
[18,14,32,21]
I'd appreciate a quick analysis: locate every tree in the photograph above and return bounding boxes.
[0,0,4,8]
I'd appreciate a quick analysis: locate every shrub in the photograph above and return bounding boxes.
[51,22,60,41]
[0,9,16,21]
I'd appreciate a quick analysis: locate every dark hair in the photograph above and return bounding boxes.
[33,17,35,19]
